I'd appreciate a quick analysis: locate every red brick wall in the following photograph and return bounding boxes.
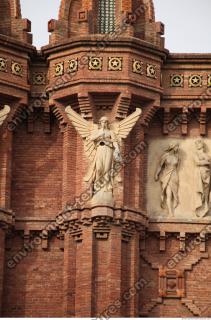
[0,230,5,314]
[11,115,63,219]
[3,235,64,317]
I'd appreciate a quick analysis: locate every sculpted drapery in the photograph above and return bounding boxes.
[155,143,180,217]
[65,106,142,206]
[194,139,211,218]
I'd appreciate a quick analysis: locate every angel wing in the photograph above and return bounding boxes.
[0,105,10,126]
[112,108,142,140]
[65,106,97,161]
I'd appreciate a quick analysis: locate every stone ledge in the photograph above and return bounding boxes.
[58,205,148,228]
[149,219,211,234]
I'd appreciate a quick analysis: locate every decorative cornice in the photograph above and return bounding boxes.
[42,36,168,60]
[55,206,148,241]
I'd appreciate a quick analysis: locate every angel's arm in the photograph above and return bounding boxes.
[194,154,210,166]
[90,129,104,142]
[111,131,120,152]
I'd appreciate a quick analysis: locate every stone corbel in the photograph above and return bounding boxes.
[51,103,68,132]
[181,107,188,135]
[199,106,207,136]
[200,232,206,252]
[27,113,34,133]
[179,232,186,252]
[43,107,51,134]
[163,107,170,134]
[159,231,166,252]
[23,230,31,246]
[69,220,83,242]
[114,93,132,121]
[140,230,146,251]
[57,230,65,250]
[41,230,49,250]
[93,216,112,240]
[78,93,93,120]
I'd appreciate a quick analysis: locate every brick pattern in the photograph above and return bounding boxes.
[0,0,211,318]
[49,0,163,47]
[11,115,63,219]
[0,230,5,314]
[0,0,32,43]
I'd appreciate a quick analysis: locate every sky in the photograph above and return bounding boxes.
[20,0,211,53]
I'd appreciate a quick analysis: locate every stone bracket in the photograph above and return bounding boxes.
[200,106,207,136]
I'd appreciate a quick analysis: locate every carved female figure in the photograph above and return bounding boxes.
[65,106,142,205]
[155,143,180,216]
[85,116,121,195]
[194,138,211,218]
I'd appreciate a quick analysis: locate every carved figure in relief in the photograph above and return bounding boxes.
[0,105,10,126]
[155,143,180,216]
[65,106,142,206]
[194,138,211,218]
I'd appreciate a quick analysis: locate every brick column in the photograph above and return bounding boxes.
[0,129,13,208]
[59,206,147,318]
[0,228,5,315]
[75,225,95,317]
[0,210,14,315]
[63,232,76,317]
[107,225,122,316]
[128,232,140,317]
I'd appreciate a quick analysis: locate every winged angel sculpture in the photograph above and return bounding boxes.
[0,105,10,126]
[65,106,142,206]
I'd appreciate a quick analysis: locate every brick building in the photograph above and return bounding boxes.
[0,0,211,317]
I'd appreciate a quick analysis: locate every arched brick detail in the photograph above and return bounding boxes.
[49,0,164,47]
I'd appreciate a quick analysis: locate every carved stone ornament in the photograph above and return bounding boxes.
[65,107,142,206]
[170,74,184,87]
[55,62,64,77]
[108,57,123,71]
[32,72,46,85]
[132,60,144,75]
[0,57,7,72]
[194,138,211,218]
[0,105,10,126]
[189,75,203,87]
[67,59,78,73]
[146,64,157,79]
[88,57,103,70]
[155,143,180,217]
[11,61,23,77]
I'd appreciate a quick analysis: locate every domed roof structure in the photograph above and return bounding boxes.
[48,0,164,48]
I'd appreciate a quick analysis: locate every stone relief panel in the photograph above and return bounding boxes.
[147,138,211,220]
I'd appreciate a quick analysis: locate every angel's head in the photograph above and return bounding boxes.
[99,116,109,129]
